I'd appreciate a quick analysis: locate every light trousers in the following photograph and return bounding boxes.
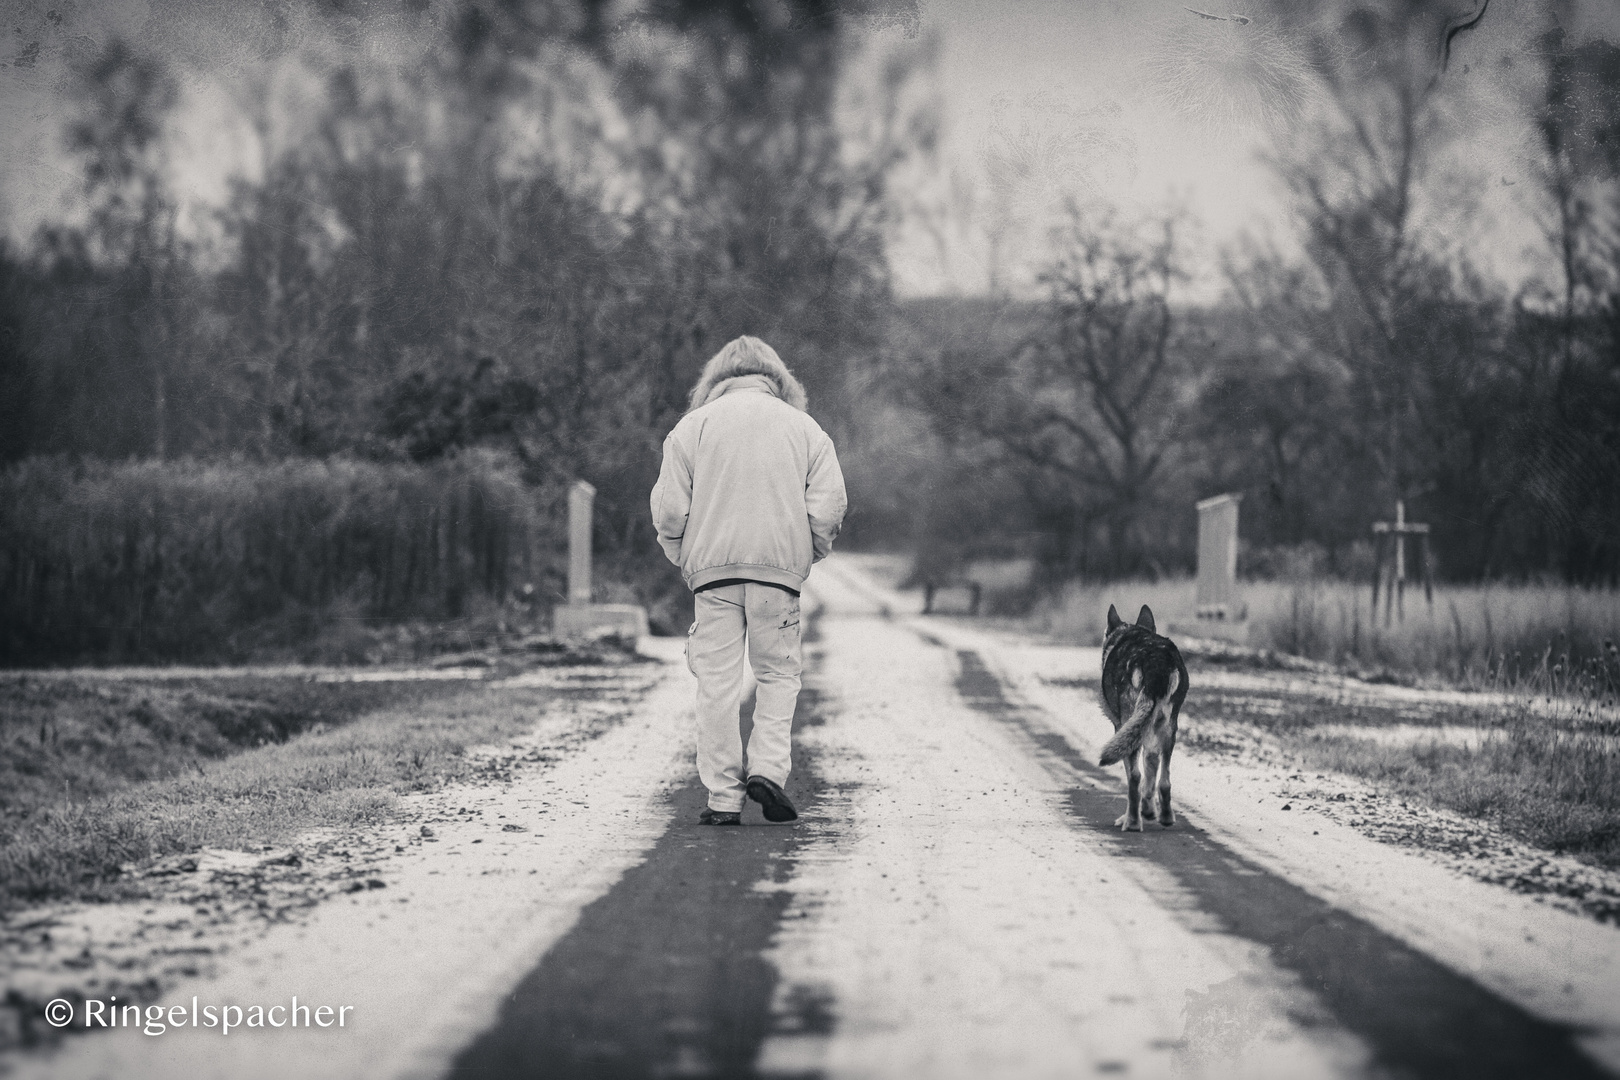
[686,581,803,812]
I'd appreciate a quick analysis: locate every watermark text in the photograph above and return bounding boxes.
[46,996,353,1036]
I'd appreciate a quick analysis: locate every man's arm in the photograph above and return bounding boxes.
[650,428,693,566]
[805,430,847,563]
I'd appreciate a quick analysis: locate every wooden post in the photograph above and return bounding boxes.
[1395,501,1406,622]
[568,480,594,606]
[1371,532,1383,619]
[1422,533,1434,605]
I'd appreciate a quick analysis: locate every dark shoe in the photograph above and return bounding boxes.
[699,808,741,826]
[746,775,798,823]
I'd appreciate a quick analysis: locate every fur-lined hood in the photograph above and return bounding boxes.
[685,349,809,414]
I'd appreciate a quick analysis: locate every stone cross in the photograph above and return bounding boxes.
[568,480,595,605]
[1196,492,1242,621]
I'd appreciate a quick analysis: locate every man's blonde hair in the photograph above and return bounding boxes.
[686,336,809,414]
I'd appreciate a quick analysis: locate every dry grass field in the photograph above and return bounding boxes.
[1037,576,1620,696]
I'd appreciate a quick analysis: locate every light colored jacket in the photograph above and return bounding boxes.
[651,375,847,592]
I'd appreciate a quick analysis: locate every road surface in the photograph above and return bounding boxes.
[11,555,1620,1079]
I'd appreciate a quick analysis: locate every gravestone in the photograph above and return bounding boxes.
[568,480,594,604]
[1195,492,1244,623]
[552,480,650,640]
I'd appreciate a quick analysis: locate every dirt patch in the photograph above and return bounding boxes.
[0,835,393,1052]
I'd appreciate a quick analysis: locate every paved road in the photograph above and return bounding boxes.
[445,560,1614,1080]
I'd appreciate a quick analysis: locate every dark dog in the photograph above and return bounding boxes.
[1099,604,1189,831]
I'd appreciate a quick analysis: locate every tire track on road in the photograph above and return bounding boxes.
[952,646,1613,1080]
[447,624,832,1080]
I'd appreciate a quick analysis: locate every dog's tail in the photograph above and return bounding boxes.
[1099,669,1179,766]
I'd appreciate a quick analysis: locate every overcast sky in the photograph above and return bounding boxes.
[3,0,1618,301]
[884,0,1620,299]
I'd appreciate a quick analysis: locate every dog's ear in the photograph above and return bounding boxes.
[1136,605,1156,632]
[1106,604,1122,631]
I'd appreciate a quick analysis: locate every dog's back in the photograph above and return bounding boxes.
[1100,620,1188,728]
[1097,603,1189,771]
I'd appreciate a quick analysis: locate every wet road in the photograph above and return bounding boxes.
[447,560,1616,1080]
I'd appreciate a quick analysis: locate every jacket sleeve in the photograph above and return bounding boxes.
[805,429,848,563]
[650,427,693,566]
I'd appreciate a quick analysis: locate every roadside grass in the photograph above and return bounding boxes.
[1185,662,1620,870]
[0,679,563,911]
[1290,715,1620,869]
[1243,579,1620,693]
[1,676,469,815]
[1033,575,1620,697]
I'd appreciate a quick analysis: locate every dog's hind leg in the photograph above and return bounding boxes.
[1157,744,1175,827]
[1115,751,1144,831]
[1140,750,1161,823]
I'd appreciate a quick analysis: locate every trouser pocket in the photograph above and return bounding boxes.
[685,620,698,675]
[775,599,801,666]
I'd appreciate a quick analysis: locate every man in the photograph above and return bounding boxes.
[651,336,847,825]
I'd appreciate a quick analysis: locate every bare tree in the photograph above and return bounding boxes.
[1513,19,1620,581]
[1261,2,1454,509]
[901,204,1191,575]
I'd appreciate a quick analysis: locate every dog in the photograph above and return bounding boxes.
[1098,604,1189,831]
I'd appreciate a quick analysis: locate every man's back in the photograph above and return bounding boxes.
[651,375,845,594]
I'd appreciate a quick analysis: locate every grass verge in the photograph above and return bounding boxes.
[0,676,580,912]
[1290,712,1620,870]
[1182,659,1620,870]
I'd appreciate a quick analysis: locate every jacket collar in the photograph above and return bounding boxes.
[704,374,780,406]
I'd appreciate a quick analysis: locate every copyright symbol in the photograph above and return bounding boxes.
[45,999,74,1027]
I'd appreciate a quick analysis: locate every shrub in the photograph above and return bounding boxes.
[0,452,560,664]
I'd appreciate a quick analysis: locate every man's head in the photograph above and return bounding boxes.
[687,336,809,414]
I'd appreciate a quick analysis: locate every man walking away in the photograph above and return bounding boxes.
[651,336,848,826]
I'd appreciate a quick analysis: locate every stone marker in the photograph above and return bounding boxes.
[553,479,650,641]
[1195,492,1244,623]
[568,480,595,605]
